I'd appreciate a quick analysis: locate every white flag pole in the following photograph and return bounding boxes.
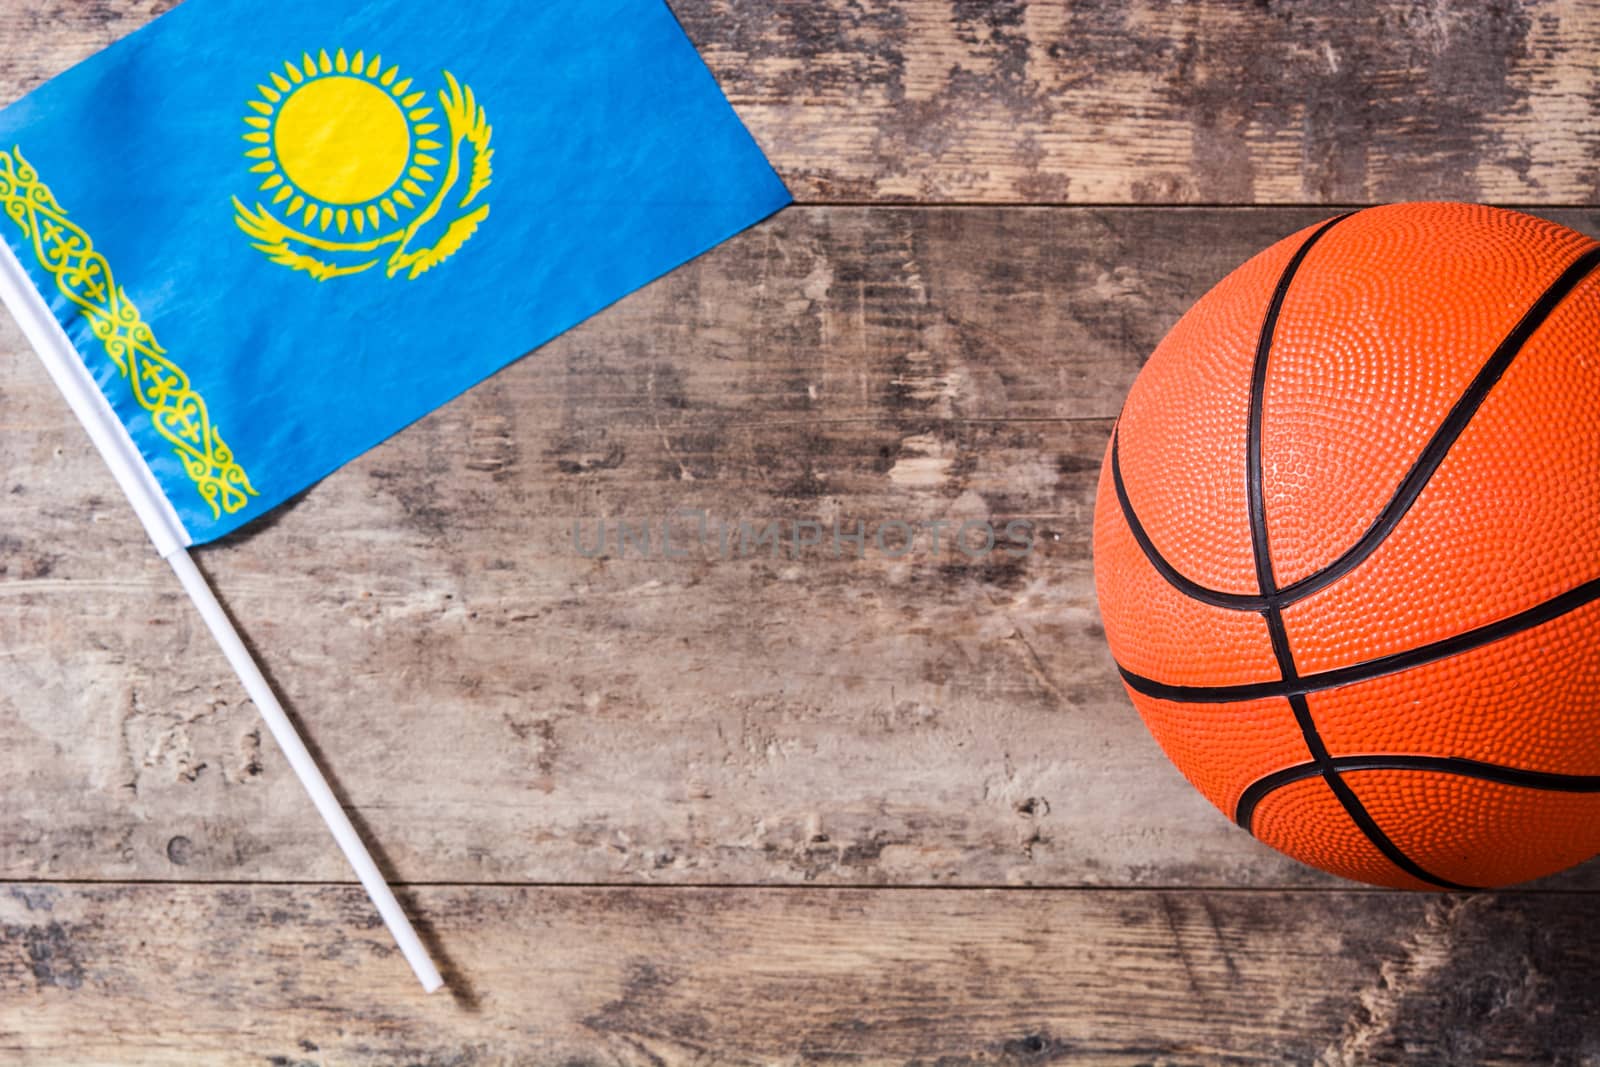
[0,238,443,993]
[165,550,444,993]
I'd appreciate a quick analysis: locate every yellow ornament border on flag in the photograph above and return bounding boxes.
[0,147,255,521]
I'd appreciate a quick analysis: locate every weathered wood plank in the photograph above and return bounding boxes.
[3,883,1597,1064]
[6,206,1600,890]
[4,2,1600,204]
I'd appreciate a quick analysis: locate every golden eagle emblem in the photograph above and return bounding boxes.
[233,49,492,282]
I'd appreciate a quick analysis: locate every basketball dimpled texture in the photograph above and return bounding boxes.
[1093,203,1600,890]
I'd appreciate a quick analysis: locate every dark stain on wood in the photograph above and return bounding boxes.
[668,0,1600,203]
[8,919,84,991]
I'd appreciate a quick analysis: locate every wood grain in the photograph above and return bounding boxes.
[0,205,1309,888]
[3,883,1598,1064]
[4,1,1600,204]
[6,207,1600,894]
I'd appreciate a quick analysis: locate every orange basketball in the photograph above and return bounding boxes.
[1093,203,1600,889]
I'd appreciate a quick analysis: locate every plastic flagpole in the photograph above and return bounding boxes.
[165,550,443,993]
[0,236,443,994]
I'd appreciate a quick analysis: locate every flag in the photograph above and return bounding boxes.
[0,0,790,992]
[0,0,790,544]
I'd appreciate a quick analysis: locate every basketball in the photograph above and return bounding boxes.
[1093,203,1600,890]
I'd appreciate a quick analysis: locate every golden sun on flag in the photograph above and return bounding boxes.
[234,48,494,282]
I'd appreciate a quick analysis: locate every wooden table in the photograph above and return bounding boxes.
[4,2,1599,1062]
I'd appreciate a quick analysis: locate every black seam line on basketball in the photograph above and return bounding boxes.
[1106,241,1600,616]
[1115,570,1600,704]
[1109,430,1269,610]
[1267,620,1477,890]
[1233,755,1600,833]
[1269,242,1600,607]
[1104,216,1356,612]
[1245,213,1469,892]
[1248,212,1356,596]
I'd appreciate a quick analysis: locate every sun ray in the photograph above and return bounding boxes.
[241,47,491,280]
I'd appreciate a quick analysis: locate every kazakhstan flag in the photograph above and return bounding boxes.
[0,0,789,544]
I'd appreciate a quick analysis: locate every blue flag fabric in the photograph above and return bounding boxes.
[0,0,788,543]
